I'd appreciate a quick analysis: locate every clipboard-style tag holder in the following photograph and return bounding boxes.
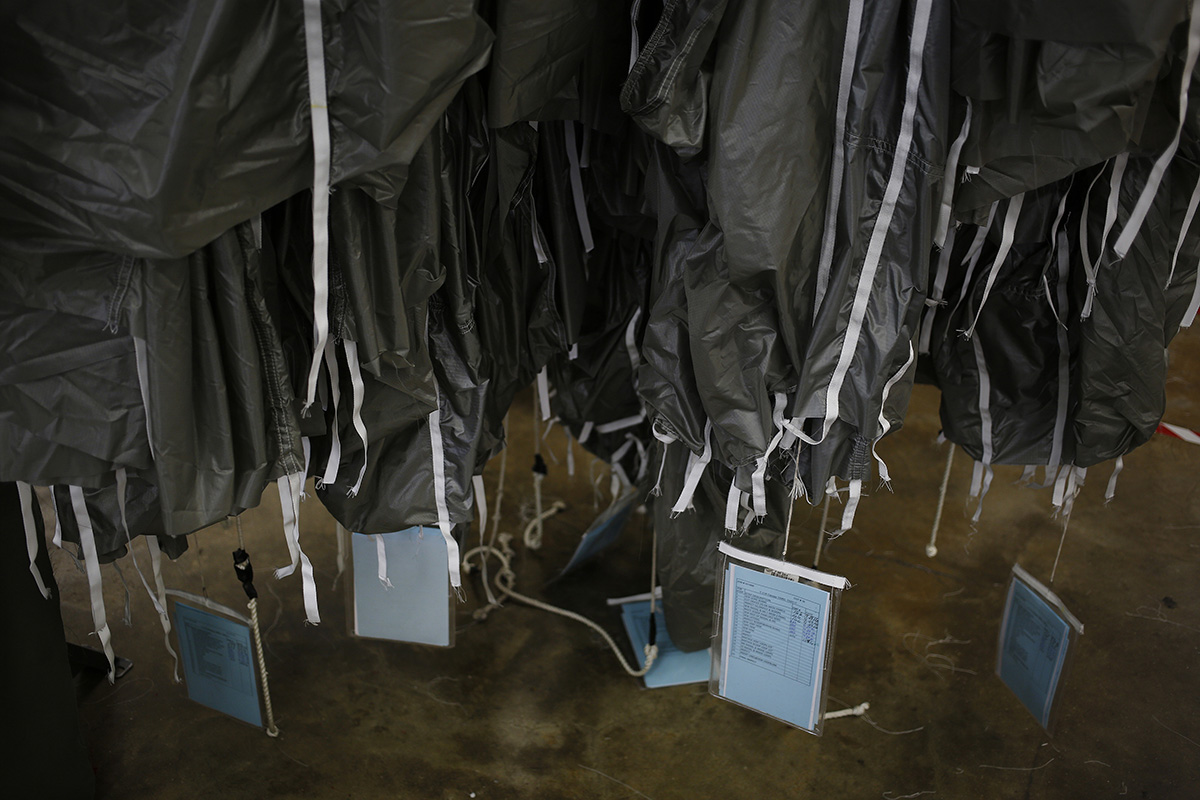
[346,526,455,648]
[996,563,1083,732]
[710,541,848,735]
[173,600,265,728]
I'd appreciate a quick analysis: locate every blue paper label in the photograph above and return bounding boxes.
[174,601,262,728]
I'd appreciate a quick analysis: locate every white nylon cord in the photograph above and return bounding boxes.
[1114,0,1200,259]
[16,481,50,599]
[814,0,866,313]
[342,339,369,496]
[300,0,332,413]
[69,485,115,682]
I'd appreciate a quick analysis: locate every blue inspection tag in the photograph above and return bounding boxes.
[173,601,262,727]
[717,563,833,730]
[617,599,710,689]
[996,564,1083,729]
[351,527,453,647]
[557,487,639,578]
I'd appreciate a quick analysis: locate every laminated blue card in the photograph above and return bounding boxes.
[996,564,1083,730]
[557,487,639,578]
[173,601,262,727]
[614,596,710,688]
[350,526,453,647]
[711,542,847,734]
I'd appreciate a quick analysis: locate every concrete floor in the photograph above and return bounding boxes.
[48,334,1200,799]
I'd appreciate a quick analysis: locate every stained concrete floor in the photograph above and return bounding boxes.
[45,333,1200,799]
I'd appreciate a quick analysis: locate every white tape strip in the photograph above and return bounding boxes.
[70,485,115,682]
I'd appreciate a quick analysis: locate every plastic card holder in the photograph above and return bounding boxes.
[610,593,711,688]
[347,526,454,648]
[710,542,847,734]
[996,563,1083,731]
[557,486,640,578]
[173,600,263,727]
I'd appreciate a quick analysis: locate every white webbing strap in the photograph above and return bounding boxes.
[1046,232,1073,473]
[69,485,115,682]
[963,193,1024,339]
[1168,171,1200,288]
[1083,154,1129,318]
[671,419,714,515]
[969,326,995,522]
[578,420,594,444]
[565,431,576,476]
[472,474,488,545]
[273,472,320,624]
[535,215,552,266]
[1105,456,1124,504]
[919,226,957,354]
[115,469,180,679]
[628,0,644,72]
[944,203,998,331]
[374,535,392,590]
[342,339,369,496]
[144,535,182,683]
[595,411,647,434]
[751,392,788,517]
[319,340,342,487]
[536,367,552,421]
[333,522,348,590]
[811,0,934,447]
[563,121,594,252]
[16,482,50,599]
[872,341,916,485]
[830,479,862,539]
[1114,0,1200,259]
[624,307,643,389]
[650,422,676,497]
[933,97,973,248]
[51,487,62,548]
[724,478,741,532]
[428,388,462,590]
[814,0,867,314]
[300,0,333,413]
[1184,271,1200,328]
